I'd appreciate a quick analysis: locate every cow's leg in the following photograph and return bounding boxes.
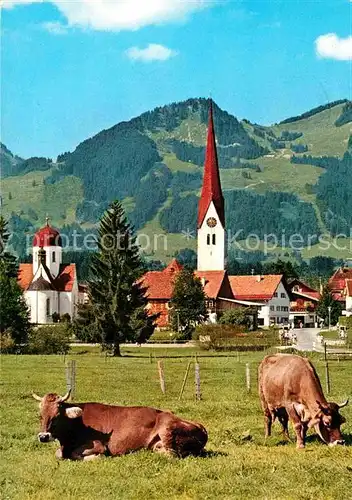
[277,408,290,440]
[264,408,273,439]
[71,441,106,461]
[286,404,305,449]
[300,421,308,443]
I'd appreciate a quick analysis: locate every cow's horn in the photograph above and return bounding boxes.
[58,389,71,402]
[32,392,43,401]
[338,399,349,409]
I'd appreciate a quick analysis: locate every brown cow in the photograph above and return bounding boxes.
[32,391,207,460]
[258,354,348,448]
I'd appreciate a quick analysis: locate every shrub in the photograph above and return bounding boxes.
[0,330,16,353]
[52,312,60,323]
[61,313,71,323]
[147,330,181,343]
[27,325,71,354]
[219,307,258,330]
[195,324,278,351]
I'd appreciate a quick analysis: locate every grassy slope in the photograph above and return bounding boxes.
[1,348,351,500]
[273,104,351,157]
[1,169,84,227]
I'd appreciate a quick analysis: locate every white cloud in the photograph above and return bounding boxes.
[126,43,178,62]
[315,33,352,61]
[2,0,213,31]
[42,21,68,35]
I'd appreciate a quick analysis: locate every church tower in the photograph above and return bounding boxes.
[197,101,226,271]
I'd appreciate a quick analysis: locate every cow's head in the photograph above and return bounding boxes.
[32,390,83,443]
[310,399,348,446]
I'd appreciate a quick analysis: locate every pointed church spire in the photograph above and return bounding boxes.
[197,100,225,228]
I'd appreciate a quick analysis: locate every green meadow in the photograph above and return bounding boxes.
[1,347,351,500]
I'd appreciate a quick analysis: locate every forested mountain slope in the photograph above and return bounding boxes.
[2,98,351,262]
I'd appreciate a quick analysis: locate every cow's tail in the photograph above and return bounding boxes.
[169,420,208,458]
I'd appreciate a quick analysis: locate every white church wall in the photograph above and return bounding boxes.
[197,201,225,271]
[25,290,59,324]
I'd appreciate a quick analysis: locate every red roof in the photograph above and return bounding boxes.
[329,267,352,292]
[33,223,62,247]
[140,260,227,300]
[18,263,76,292]
[54,264,76,292]
[345,279,352,297]
[140,260,183,300]
[194,270,226,299]
[229,274,283,301]
[197,101,225,228]
[18,264,33,291]
[164,258,183,273]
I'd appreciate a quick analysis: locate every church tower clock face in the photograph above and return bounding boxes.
[206,217,217,228]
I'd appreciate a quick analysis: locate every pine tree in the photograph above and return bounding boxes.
[170,269,207,338]
[316,285,342,327]
[0,216,18,278]
[0,216,30,346]
[88,200,156,356]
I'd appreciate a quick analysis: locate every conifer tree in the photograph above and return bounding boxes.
[316,285,342,327]
[88,200,156,356]
[0,216,30,346]
[170,269,207,338]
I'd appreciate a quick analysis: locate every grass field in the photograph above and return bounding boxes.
[1,347,351,500]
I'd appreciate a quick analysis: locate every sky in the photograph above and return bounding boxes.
[1,0,351,159]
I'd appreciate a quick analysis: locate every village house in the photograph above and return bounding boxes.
[328,267,352,306]
[18,220,84,324]
[343,279,352,317]
[140,102,290,328]
[287,278,320,327]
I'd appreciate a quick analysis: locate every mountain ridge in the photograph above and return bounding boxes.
[1,97,351,262]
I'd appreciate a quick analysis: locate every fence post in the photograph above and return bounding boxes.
[158,360,166,394]
[245,363,251,393]
[325,362,330,395]
[179,361,192,400]
[71,360,76,400]
[65,360,76,400]
[195,357,201,401]
[324,342,327,362]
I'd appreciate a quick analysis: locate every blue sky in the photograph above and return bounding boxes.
[2,0,351,158]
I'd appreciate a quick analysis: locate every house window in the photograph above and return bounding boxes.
[270,306,275,311]
[212,234,216,245]
[207,234,210,245]
[46,298,50,317]
[52,251,56,263]
[281,293,286,298]
[276,306,280,311]
[273,292,278,297]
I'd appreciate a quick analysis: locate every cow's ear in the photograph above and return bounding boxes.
[65,407,83,419]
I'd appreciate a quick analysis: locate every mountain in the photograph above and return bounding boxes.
[0,142,24,177]
[2,98,351,263]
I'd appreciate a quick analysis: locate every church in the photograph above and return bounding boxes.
[18,221,82,324]
[141,102,291,328]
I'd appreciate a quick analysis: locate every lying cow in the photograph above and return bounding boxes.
[258,354,348,448]
[32,391,207,460]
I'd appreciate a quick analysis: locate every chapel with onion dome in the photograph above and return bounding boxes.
[18,218,81,324]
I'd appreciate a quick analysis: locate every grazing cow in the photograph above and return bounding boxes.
[32,391,207,460]
[258,354,348,448]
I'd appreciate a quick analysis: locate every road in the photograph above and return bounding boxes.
[294,327,320,351]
